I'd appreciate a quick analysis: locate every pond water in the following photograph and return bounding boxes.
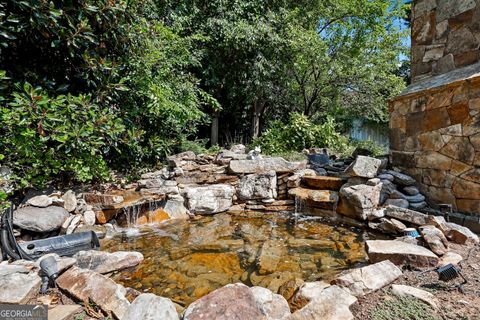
[102,212,381,306]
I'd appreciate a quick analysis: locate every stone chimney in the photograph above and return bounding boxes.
[389,0,480,218]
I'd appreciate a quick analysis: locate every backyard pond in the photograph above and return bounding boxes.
[102,212,382,306]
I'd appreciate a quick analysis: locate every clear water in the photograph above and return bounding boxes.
[102,212,379,306]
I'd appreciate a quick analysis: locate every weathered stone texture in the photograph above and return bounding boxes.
[411,0,480,80]
[390,78,480,215]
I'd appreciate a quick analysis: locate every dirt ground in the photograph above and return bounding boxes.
[352,243,480,320]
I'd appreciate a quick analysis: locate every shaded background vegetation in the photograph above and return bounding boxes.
[0,0,409,192]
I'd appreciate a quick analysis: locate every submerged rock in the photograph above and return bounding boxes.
[56,266,130,319]
[333,260,402,297]
[123,293,179,320]
[258,240,286,275]
[74,250,144,274]
[14,205,69,232]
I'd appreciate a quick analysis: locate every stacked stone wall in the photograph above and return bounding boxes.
[389,77,480,215]
[412,0,480,81]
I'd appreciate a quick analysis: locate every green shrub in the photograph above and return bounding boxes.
[252,112,349,155]
[1,83,125,188]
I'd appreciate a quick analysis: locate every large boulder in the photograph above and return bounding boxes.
[229,157,307,174]
[237,171,277,201]
[333,260,402,297]
[288,188,339,210]
[74,250,144,274]
[0,264,41,304]
[183,283,290,320]
[287,285,357,320]
[250,286,291,320]
[163,195,190,219]
[14,205,69,232]
[366,240,439,268]
[337,184,382,220]
[56,266,130,319]
[183,184,235,214]
[123,293,179,320]
[344,156,381,178]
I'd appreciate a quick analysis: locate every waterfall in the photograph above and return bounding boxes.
[294,196,304,217]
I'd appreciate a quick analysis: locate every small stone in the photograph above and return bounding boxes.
[377,174,394,181]
[290,281,331,310]
[439,252,463,266]
[419,225,449,256]
[83,210,96,226]
[385,199,410,208]
[333,260,402,297]
[123,293,179,320]
[391,284,438,309]
[62,190,77,212]
[26,195,53,208]
[405,193,426,203]
[386,170,416,186]
[409,201,427,210]
[403,186,420,196]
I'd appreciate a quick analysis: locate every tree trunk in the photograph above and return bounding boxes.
[211,113,219,146]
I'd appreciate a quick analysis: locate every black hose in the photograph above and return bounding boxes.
[0,204,33,261]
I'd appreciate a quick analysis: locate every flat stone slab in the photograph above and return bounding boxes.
[366,240,439,268]
[74,250,144,274]
[385,205,428,225]
[333,260,402,297]
[391,284,438,309]
[0,264,41,304]
[229,157,307,174]
[302,176,344,191]
[48,305,83,320]
[56,266,130,319]
[288,188,339,210]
